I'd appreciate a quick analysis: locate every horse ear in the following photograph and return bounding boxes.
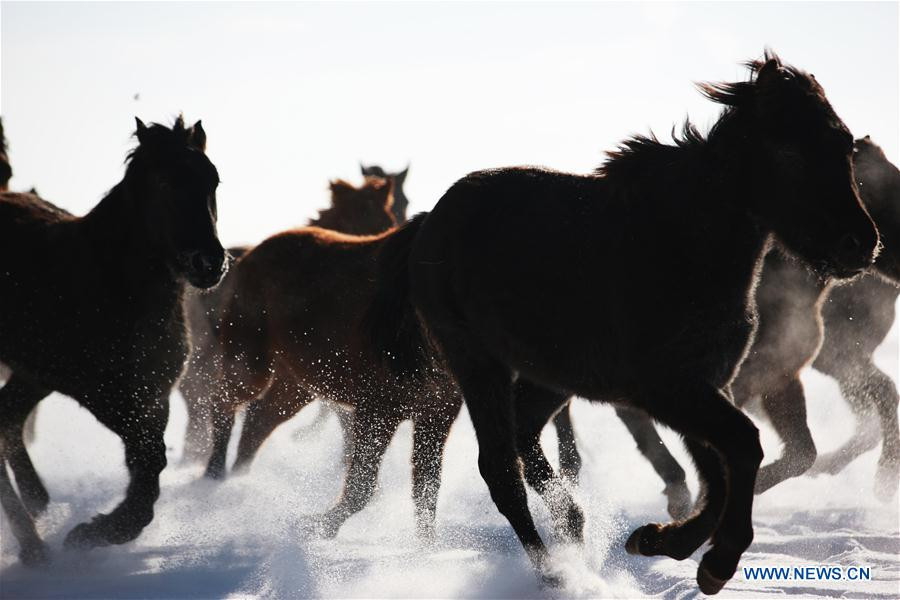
[373,178,394,209]
[360,162,368,176]
[396,164,409,182]
[756,58,782,89]
[329,179,354,204]
[135,117,149,144]
[189,120,207,152]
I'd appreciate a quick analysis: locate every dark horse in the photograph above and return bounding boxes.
[202,214,462,539]
[361,163,410,223]
[368,53,877,594]
[554,135,900,506]
[178,178,397,463]
[0,117,225,566]
[0,117,12,192]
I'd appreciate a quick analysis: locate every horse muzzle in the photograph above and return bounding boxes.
[181,248,227,289]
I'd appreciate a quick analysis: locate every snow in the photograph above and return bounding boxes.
[2,326,898,599]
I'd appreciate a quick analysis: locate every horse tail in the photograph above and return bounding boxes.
[364,212,430,377]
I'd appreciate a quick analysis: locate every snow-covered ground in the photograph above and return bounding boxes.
[1,324,898,599]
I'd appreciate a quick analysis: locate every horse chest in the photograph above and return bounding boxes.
[0,278,188,396]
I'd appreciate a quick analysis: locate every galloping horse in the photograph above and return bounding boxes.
[0,117,225,565]
[202,213,461,540]
[554,135,900,510]
[178,178,396,463]
[368,53,878,594]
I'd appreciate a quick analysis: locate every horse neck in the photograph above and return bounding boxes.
[81,181,180,296]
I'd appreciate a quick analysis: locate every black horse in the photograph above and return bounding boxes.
[0,116,225,566]
[0,117,12,192]
[368,53,878,594]
[555,135,900,508]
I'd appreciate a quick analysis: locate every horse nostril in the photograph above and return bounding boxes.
[190,251,217,274]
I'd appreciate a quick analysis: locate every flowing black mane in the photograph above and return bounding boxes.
[597,50,827,185]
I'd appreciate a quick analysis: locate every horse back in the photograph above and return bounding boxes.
[410,167,762,394]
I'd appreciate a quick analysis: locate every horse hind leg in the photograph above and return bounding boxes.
[1,458,48,565]
[615,405,691,520]
[627,380,762,595]
[0,376,51,565]
[515,379,585,544]
[411,391,462,540]
[438,342,557,586]
[2,376,51,517]
[552,400,582,484]
[753,377,817,494]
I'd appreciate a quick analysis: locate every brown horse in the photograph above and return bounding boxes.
[555,135,900,507]
[179,178,396,463]
[202,213,461,539]
[368,53,878,594]
[361,163,410,223]
[0,116,225,566]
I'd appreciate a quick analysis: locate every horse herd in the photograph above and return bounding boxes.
[1,52,898,595]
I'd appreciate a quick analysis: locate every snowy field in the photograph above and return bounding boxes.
[1,320,898,599]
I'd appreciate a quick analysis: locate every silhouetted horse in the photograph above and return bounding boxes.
[811,137,900,497]
[361,163,409,223]
[555,136,900,506]
[368,53,878,594]
[178,178,397,463]
[202,213,461,539]
[0,117,225,566]
[0,117,12,192]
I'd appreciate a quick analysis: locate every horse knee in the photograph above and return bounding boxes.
[721,420,763,471]
[478,452,526,509]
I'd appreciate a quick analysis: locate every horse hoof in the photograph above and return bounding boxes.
[874,459,899,502]
[313,515,341,539]
[697,561,728,595]
[22,489,50,518]
[539,570,564,589]
[415,524,437,544]
[663,482,692,521]
[203,466,227,481]
[63,522,103,550]
[625,523,664,556]
[19,542,50,567]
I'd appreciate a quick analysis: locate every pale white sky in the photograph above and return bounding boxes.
[2,1,897,247]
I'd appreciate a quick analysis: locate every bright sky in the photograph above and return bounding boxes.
[2,2,897,247]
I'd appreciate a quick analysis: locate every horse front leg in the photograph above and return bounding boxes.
[813,360,900,501]
[232,375,313,474]
[64,394,168,550]
[317,400,403,538]
[627,380,762,595]
[753,377,817,494]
